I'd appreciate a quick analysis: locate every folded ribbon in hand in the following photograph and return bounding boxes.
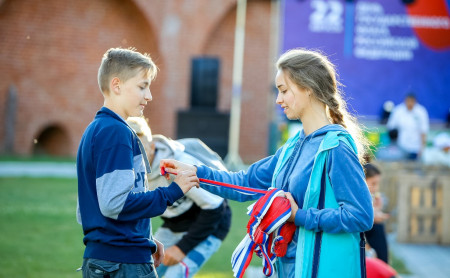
[231,188,297,278]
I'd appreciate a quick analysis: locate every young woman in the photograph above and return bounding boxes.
[161,49,373,278]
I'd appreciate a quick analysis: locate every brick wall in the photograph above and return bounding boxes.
[0,0,160,155]
[0,0,276,163]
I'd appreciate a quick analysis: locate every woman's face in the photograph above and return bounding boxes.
[366,174,381,194]
[275,69,311,120]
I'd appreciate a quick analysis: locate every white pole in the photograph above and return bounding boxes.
[225,0,247,170]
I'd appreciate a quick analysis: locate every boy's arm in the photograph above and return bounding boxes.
[117,183,184,220]
[95,144,185,221]
[97,171,184,220]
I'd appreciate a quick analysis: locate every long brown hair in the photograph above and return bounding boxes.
[276,48,368,163]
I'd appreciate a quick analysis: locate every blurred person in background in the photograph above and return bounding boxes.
[366,257,398,278]
[127,117,231,278]
[380,100,394,125]
[364,163,389,264]
[375,128,406,161]
[387,93,429,160]
[422,132,450,167]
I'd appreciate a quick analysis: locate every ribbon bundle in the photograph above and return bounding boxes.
[231,188,296,278]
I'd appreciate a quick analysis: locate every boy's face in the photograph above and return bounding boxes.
[115,70,153,119]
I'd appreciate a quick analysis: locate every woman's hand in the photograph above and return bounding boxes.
[285,192,299,223]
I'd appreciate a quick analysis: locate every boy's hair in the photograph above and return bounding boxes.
[126,117,152,142]
[98,47,158,94]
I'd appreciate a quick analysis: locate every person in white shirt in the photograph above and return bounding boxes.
[387,93,429,160]
[422,132,450,167]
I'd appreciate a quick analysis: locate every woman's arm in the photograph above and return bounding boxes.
[161,147,283,202]
[295,143,374,233]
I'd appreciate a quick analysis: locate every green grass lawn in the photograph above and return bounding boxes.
[0,155,76,162]
[0,178,83,278]
[389,251,411,275]
[0,177,409,277]
[0,177,256,278]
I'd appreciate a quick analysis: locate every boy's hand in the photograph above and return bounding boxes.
[160,159,196,180]
[174,170,199,193]
[152,238,164,267]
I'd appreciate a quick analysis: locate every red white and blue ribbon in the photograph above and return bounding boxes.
[179,261,189,278]
[232,188,293,278]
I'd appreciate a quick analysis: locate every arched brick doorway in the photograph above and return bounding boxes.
[33,124,70,156]
[0,0,161,155]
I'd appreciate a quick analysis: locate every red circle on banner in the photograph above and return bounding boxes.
[406,0,450,50]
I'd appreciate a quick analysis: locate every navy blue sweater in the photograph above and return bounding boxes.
[77,107,183,263]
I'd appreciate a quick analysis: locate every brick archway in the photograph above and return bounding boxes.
[33,124,70,156]
[0,0,161,155]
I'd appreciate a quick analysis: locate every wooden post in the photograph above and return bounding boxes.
[397,173,410,242]
[442,178,450,244]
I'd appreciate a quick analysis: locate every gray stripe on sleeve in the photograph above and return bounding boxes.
[96,169,135,220]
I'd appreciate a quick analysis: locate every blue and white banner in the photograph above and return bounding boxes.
[282,0,450,121]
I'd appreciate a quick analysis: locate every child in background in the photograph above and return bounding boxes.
[127,116,232,278]
[364,163,390,263]
[366,257,398,278]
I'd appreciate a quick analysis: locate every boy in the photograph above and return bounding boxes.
[77,48,199,277]
[127,117,232,277]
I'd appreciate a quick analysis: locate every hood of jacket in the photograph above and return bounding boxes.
[298,124,348,142]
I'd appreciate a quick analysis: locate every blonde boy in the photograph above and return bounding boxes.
[77,48,198,277]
